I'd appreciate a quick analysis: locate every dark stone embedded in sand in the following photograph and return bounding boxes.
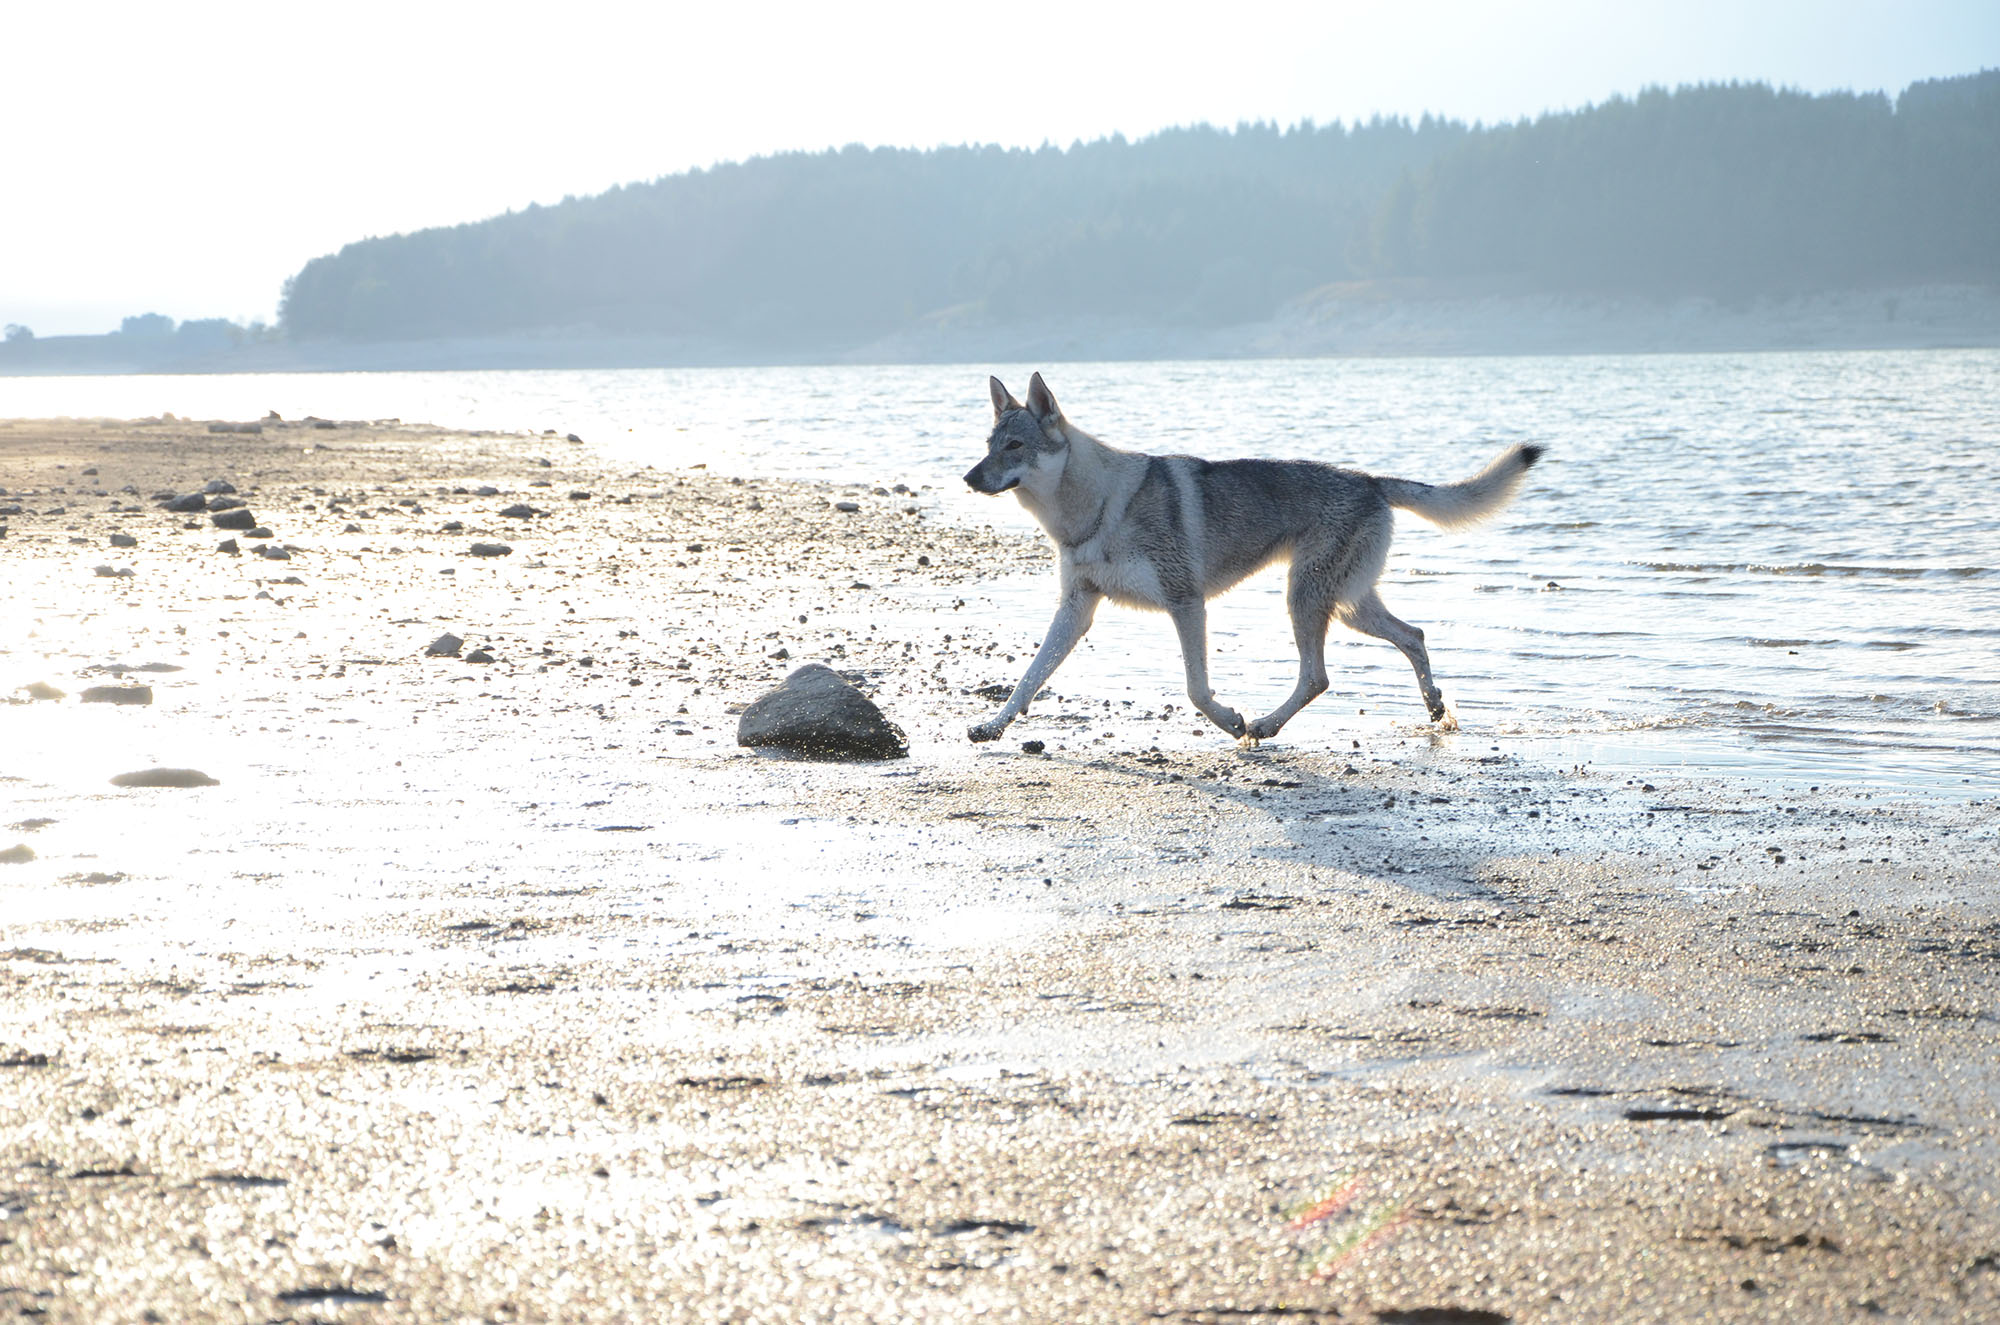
[109,532,137,547]
[498,504,542,519]
[217,538,239,554]
[164,493,207,512]
[465,649,495,664]
[245,527,275,540]
[0,844,34,865]
[81,685,152,706]
[203,479,238,494]
[468,542,512,557]
[212,507,257,530]
[109,768,218,788]
[206,495,247,512]
[737,664,908,760]
[426,633,464,657]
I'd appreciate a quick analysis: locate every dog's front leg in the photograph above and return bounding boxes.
[969,589,1101,742]
[1168,599,1246,739]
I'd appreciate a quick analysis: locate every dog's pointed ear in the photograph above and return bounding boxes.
[1026,372,1062,425]
[989,376,1022,418]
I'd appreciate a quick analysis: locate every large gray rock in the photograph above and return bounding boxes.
[737,664,907,760]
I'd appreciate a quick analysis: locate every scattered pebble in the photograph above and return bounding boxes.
[427,633,465,657]
[468,542,513,557]
[465,649,496,664]
[212,508,257,530]
[109,768,219,788]
[80,685,152,706]
[109,532,137,547]
[217,538,239,554]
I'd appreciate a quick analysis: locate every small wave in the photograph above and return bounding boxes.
[1746,638,1825,648]
[1634,561,1994,579]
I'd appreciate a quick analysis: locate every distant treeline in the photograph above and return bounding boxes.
[278,71,1999,346]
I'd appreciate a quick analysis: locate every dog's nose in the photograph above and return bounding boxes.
[963,462,987,491]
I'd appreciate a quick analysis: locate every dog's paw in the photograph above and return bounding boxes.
[1247,715,1283,741]
[1236,732,1263,750]
[1435,702,1460,733]
[968,720,1006,743]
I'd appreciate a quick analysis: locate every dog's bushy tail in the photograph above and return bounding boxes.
[1377,443,1545,530]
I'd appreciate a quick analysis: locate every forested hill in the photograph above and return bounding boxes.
[278,70,1999,350]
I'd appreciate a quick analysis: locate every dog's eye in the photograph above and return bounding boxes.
[1004,440,1023,451]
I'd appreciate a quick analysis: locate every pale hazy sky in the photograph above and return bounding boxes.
[6,0,1996,336]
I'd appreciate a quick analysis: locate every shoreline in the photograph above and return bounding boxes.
[3,418,1998,1321]
[6,284,1999,377]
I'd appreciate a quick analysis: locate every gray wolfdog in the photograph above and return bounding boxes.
[962,373,1544,744]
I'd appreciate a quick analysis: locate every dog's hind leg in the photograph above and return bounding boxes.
[1169,599,1247,739]
[1338,590,1453,727]
[969,588,1101,742]
[1247,570,1336,741]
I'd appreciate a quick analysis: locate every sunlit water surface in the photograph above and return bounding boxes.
[5,350,1996,793]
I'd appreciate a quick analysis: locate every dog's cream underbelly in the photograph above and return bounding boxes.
[1069,552,1168,610]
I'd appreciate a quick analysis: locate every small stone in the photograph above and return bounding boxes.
[465,649,496,664]
[468,542,513,557]
[206,495,247,511]
[568,491,591,501]
[257,545,290,560]
[109,532,137,547]
[0,844,34,865]
[164,493,207,512]
[22,681,64,701]
[245,527,274,539]
[203,479,237,495]
[833,501,860,512]
[441,520,464,533]
[93,565,135,578]
[109,768,218,788]
[426,633,465,657]
[343,523,362,533]
[474,485,499,497]
[80,685,152,705]
[565,433,582,443]
[217,538,239,554]
[768,646,790,660]
[1021,740,1046,754]
[212,507,257,530]
[498,504,540,519]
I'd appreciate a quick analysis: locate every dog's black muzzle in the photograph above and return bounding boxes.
[964,461,1018,495]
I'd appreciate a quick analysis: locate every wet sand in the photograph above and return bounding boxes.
[3,417,1998,1323]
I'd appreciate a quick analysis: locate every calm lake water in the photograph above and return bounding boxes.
[5,351,1996,793]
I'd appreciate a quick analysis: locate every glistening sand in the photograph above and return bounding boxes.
[2,418,1997,1322]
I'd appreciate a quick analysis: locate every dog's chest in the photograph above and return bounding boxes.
[1066,544,1167,609]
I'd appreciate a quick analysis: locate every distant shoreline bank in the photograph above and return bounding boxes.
[6,282,1997,377]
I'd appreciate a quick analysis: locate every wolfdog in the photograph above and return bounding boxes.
[962,373,1544,744]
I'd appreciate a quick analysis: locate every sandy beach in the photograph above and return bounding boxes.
[3,417,1998,1323]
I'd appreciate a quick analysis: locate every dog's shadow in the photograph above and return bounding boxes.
[1058,737,1536,904]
